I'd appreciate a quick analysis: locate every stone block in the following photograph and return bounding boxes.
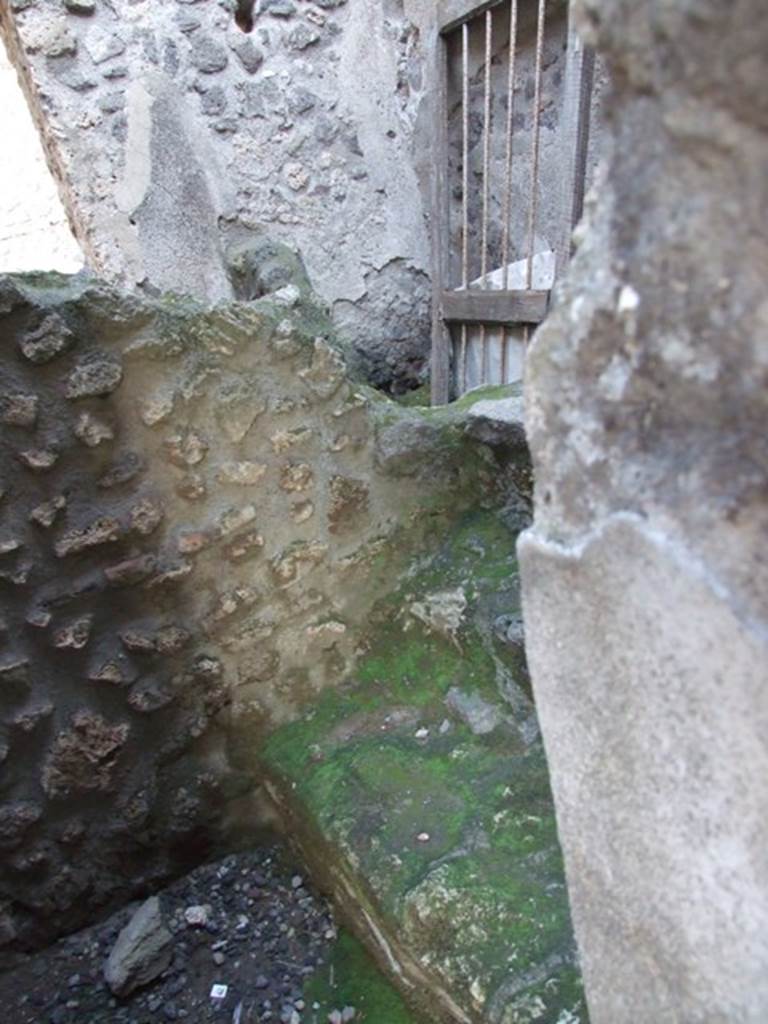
[65,354,123,399]
[42,711,129,798]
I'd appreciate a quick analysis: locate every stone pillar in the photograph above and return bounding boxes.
[518,0,768,1020]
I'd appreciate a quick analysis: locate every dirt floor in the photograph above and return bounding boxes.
[0,844,418,1024]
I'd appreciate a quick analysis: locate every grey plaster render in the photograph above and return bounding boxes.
[1,0,441,390]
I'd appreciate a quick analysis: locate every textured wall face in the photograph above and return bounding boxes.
[519,0,768,1020]
[0,0,436,391]
[0,267,511,954]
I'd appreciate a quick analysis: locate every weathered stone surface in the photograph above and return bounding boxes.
[271,540,327,586]
[224,530,264,563]
[164,430,209,468]
[55,516,122,557]
[231,37,263,74]
[64,0,95,13]
[464,393,526,449]
[518,2,768,1021]
[1,393,38,428]
[0,802,42,849]
[328,476,368,534]
[129,498,163,535]
[104,896,173,996]
[29,495,66,528]
[98,451,144,488]
[175,472,206,501]
[65,354,123,398]
[17,447,58,472]
[298,340,345,400]
[219,504,256,536]
[104,554,157,587]
[217,461,266,486]
[11,701,53,733]
[139,392,174,427]
[52,615,93,650]
[73,411,114,447]
[85,29,125,65]
[43,711,129,798]
[188,35,228,74]
[279,463,314,493]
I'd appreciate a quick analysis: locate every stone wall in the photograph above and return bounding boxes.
[0,0,608,396]
[0,261,520,955]
[519,0,768,1020]
[0,0,439,392]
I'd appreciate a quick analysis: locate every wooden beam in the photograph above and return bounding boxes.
[429,32,452,406]
[438,0,506,35]
[441,289,549,325]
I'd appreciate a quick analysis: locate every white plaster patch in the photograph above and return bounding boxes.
[597,354,632,401]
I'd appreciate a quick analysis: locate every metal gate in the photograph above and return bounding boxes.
[430,0,595,404]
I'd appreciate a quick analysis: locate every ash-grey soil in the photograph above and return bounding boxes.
[0,845,344,1024]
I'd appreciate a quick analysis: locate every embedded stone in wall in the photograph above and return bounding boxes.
[279,462,313,493]
[129,498,164,535]
[52,615,93,650]
[328,476,368,534]
[0,393,38,427]
[0,802,42,850]
[42,711,130,798]
[18,445,58,472]
[54,516,122,557]
[74,411,114,446]
[163,429,209,468]
[217,461,267,486]
[65,353,123,398]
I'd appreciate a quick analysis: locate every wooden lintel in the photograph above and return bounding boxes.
[441,289,549,325]
[438,0,506,35]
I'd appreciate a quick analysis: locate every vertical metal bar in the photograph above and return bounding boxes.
[555,23,596,280]
[525,0,546,291]
[459,20,470,395]
[430,29,451,404]
[500,0,518,384]
[501,0,518,291]
[480,7,493,385]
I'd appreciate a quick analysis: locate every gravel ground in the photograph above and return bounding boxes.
[0,844,353,1024]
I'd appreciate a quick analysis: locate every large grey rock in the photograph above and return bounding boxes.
[464,394,526,448]
[104,897,173,996]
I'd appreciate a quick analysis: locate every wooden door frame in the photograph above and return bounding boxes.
[429,0,595,405]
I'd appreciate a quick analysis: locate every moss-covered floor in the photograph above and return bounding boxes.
[305,930,419,1024]
[261,510,587,1024]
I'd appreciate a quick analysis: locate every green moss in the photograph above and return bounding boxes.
[425,382,521,416]
[304,930,420,1023]
[262,504,586,1023]
[393,383,431,407]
